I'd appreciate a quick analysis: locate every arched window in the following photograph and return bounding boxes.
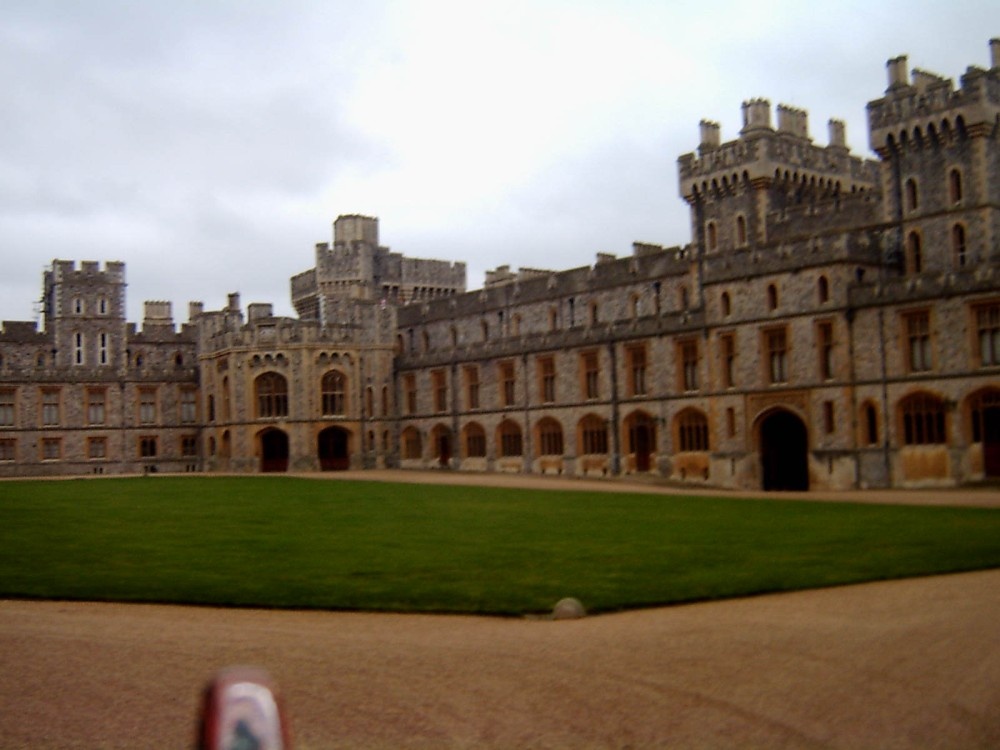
[497,419,523,457]
[900,392,947,445]
[906,232,923,275]
[735,215,747,246]
[536,417,564,456]
[401,427,422,459]
[721,291,731,317]
[952,224,966,268]
[321,371,347,416]
[862,402,879,446]
[579,415,608,455]
[904,178,919,211]
[463,422,486,458]
[818,276,829,304]
[706,221,718,251]
[676,408,709,452]
[255,372,288,418]
[948,169,963,204]
[767,284,778,311]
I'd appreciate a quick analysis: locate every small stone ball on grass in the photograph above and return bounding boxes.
[552,597,586,620]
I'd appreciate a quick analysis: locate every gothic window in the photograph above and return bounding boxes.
[138,388,157,424]
[403,374,417,415]
[498,420,523,457]
[676,408,709,452]
[975,303,1000,367]
[0,388,15,427]
[720,333,735,388]
[817,321,834,381]
[626,345,647,396]
[818,276,829,304]
[579,415,608,455]
[432,369,447,413]
[904,178,919,212]
[900,392,947,445]
[536,418,564,456]
[678,339,699,392]
[321,371,347,416]
[538,356,556,403]
[40,388,60,426]
[952,224,967,268]
[948,169,963,204]
[464,366,480,410]
[255,372,289,418]
[903,311,932,372]
[765,327,788,384]
[463,422,486,458]
[581,351,600,400]
[906,232,923,275]
[706,221,718,251]
[499,361,516,407]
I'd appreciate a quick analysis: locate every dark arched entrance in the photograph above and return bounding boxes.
[318,427,350,471]
[625,411,656,472]
[260,429,289,473]
[759,410,809,490]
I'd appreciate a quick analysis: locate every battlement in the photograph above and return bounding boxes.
[679,100,877,202]
[868,39,1000,155]
[49,259,126,283]
[333,214,379,246]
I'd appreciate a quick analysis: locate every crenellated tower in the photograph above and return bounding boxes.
[867,39,1000,274]
[678,100,879,259]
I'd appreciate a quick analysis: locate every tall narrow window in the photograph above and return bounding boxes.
[321,371,347,416]
[464,423,486,458]
[904,311,932,372]
[580,415,608,454]
[432,369,447,413]
[948,168,962,204]
[823,401,835,434]
[500,361,516,407]
[537,418,564,456]
[180,388,197,423]
[767,284,778,311]
[817,276,830,304]
[863,402,879,445]
[679,339,699,391]
[465,366,480,410]
[627,345,647,396]
[539,356,556,403]
[74,332,84,365]
[0,389,15,427]
[726,407,736,438]
[138,388,157,424]
[98,332,109,365]
[498,420,523,457]
[87,388,106,425]
[41,388,60,426]
[706,221,718,251]
[817,322,834,380]
[735,215,747,246]
[720,334,735,389]
[905,178,919,211]
[582,351,600,400]
[952,224,966,268]
[721,291,731,317]
[403,374,417,415]
[906,232,923,275]
[976,304,1000,367]
[766,328,788,384]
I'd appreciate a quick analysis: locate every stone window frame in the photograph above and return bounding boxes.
[719,332,736,389]
[675,407,709,452]
[41,437,62,461]
[763,326,789,384]
[625,343,648,397]
[497,419,523,457]
[462,422,486,458]
[578,414,609,455]
[816,319,835,381]
[431,369,448,414]
[463,366,480,411]
[88,436,108,460]
[321,370,348,417]
[537,356,556,404]
[580,350,601,400]
[901,309,933,373]
[255,372,289,419]
[677,338,699,392]
[138,387,158,425]
[899,392,947,446]
[40,387,61,427]
[87,387,107,426]
[973,301,1000,368]
[535,417,565,457]
[0,437,17,461]
[498,360,517,408]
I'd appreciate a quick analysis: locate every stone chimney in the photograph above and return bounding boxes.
[699,120,721,150]
[887,55,908,89]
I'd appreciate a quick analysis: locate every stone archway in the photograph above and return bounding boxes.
[758,409,809,490]
[260,428,289,473]
[318,427,350,471]
[430,424,452,467]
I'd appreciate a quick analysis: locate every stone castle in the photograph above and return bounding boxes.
[2,41,999,489]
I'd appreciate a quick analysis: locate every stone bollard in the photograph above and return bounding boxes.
[552,597,586,620]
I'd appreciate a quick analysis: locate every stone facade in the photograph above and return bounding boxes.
[2,42,999,489]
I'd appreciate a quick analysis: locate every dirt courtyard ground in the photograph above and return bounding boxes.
[1,472,998,748]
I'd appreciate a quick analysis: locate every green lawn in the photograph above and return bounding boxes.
[1,476,998,615]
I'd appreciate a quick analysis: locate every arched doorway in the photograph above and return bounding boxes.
[260,429,289,473]
[431,424,452,467]
[969,389,1000,477]
[318,427,350,471]
[758,409,809,490]
[624,411,656,472]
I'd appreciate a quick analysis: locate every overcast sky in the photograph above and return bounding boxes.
[1,1,997,325]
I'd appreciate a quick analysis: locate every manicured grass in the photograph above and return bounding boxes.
[1,476,998,615]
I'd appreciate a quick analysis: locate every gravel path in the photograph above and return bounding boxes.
[1,473,998,748]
